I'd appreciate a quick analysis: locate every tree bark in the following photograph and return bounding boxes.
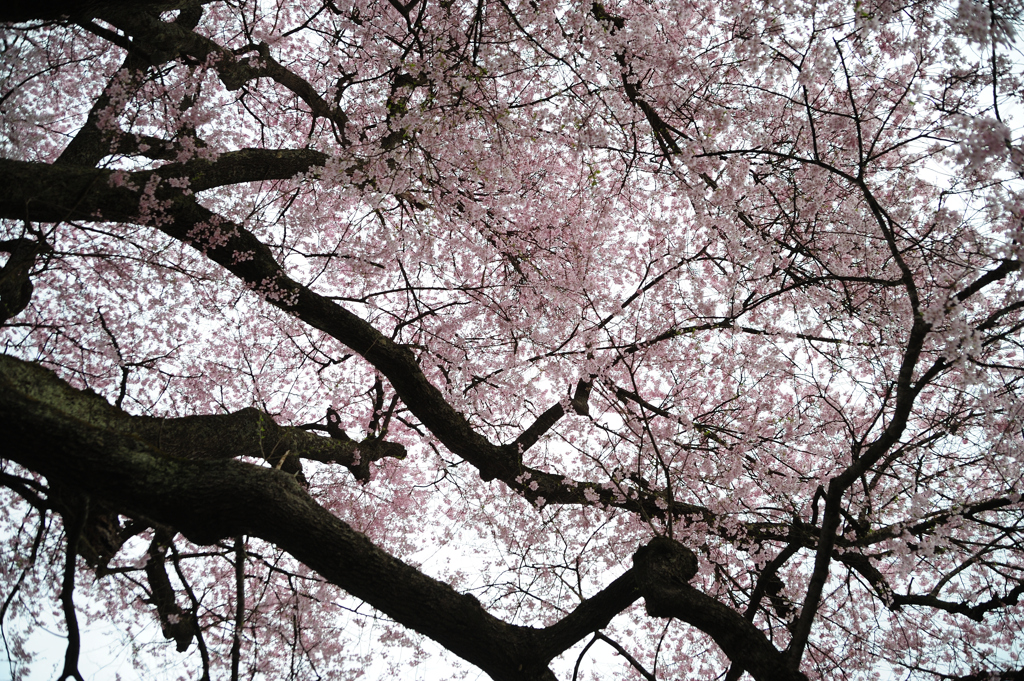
[632,538,807,681]
[0,353,808,681]
[0,354,631,681]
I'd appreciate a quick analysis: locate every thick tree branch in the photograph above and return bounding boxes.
[154,148,331,192]
[942,670,1024,681]
[0,158,727,524]
[0,354,660,681]
[0,0,178,23]
[1,353,822,681]
[0,234,46,326]
[54,55,149,168]
[787,299,933,667]
[0,349,404,484]
[632,537,807,681]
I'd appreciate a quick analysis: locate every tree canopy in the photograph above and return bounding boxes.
[1,0,1023,679]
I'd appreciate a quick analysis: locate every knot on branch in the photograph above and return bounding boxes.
[144,529,198,652]
[326,407,406,483]
[632,536,698,618]
[483,448,525,482]
[174,1,202,29]
[0,236,46,325]
[325,407,352,442]
[591,2,625,29]
[346,438,407,483]
[571,378,593,416]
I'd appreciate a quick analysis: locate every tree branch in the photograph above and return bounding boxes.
[57,494,87,681]
[632,537,807,681]
[0,354,661,681]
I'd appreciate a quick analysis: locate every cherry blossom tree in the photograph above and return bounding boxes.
[1,0,1023,679]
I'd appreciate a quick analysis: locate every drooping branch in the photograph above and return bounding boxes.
[0,156,523,476]
[144,528,199,652]
[57,493,87,681]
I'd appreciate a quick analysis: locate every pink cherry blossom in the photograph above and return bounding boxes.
[1,0,1023,680]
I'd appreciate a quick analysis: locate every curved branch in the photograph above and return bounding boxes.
[57,494,87,681]
[0,354,657,681]
[0,349,404,483]
[632,537,807,681]
[98,8,350,132]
